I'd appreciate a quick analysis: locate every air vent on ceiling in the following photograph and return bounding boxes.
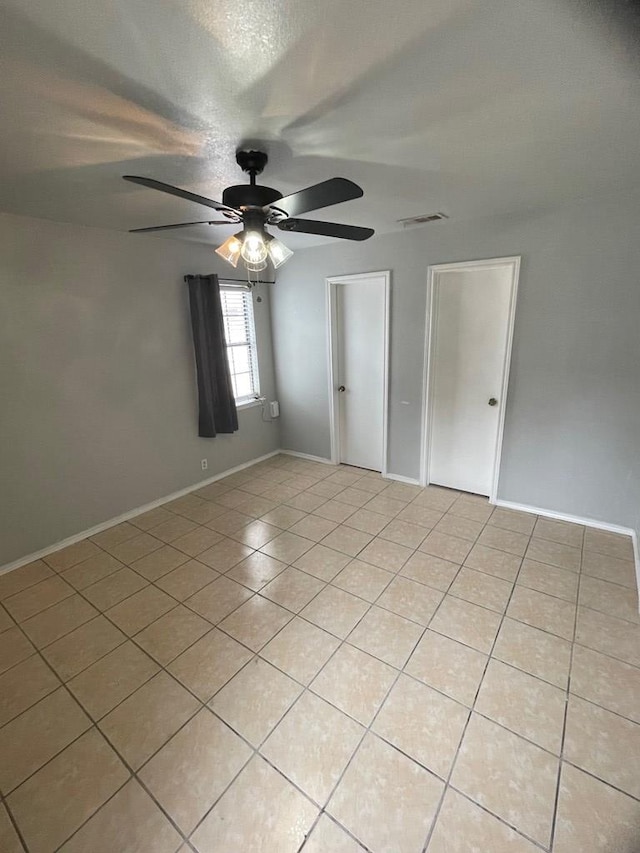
[397,212,449,227]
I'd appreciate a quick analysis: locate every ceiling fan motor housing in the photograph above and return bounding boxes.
[222,183,283,210]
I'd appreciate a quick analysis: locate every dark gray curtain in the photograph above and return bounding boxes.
[185,274,238,437]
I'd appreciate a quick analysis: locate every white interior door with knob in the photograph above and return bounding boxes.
[327,272,389,473]
[423,257,520,497]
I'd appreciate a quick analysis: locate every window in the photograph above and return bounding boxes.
[220,288,260,404]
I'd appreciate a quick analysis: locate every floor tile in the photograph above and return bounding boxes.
[0,626,34,674]
[89,521,140,550]
[575,605,640,668]
[294,544,351,581]
[579,574,639,624]
[477,525,529,557]
[313,500,358,524]
[364,494,407,517]
[135,604,211,665]
[61,552,123,590]
[218,594,292,650]
[449,567,513,613]
[571,644,640,723]
[262,691,364,805]
[405,630,487,706]
[197,538,254,572]
[463,543,522,581]
[487,507,536,536]
[0,802,23,853]
[68,641,159,720]
[225,551,287,590]
[300,585,369,639]
[553,763,640,853]
[140,708,252,834]
[428,788,540,853]
[83,567,148,611]
[206,509,254,536]
[476,659,566,753]
[565,694,640,798]
[129,545,189,581]
[357,536,413,572]
[507,585,576,639]
[430,595,501,654]
[336,486,375,508]
[7,729,129,853]
[58,779,182,853]
[348,605,423,667]
[447,495,491,522]
[344,508,389,534]
[376,575,442,624]
[230,519,282,549]
[191,755,317,853]
[260,566,325,611]
[41,615,126,681]
[329,732,443,853]
[373,674,468,777]
[420,531,472,564]
[584,528,634,562]
[525,537,580,571]
[99,671,199,769]
[43,540,102,572]
[170,525,224,557]
[302,814,366,852]
[0,560,52,600]
[311,643,396,725]
[107,532,163,565]
[450,713,558,846]
[130,507,175,531]
[154,559,218,600]
[332,559,393,602]
[320,525,373,557]
[21,595,95,651]
[397,502,443,528]
[210,657,302,745]
[105,585,175,635]
[0,687,91,794]
[260,505,307,529]
[492,617,572,688]
[168,628,253,701]
[377,518,427,549]
[517,558,578,602]
[0,654,60,726]
[4,576,74,623]
[260,617,340,685]
[533,517,584,548]
[260,530,314,563]
[581,549,637,589]
[148,514,198,544]
[288,514,338,542]
[185,576,252,623]
[433,514,484,543]
[401,551,460,590]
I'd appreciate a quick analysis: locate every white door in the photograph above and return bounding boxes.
[428,262,515,495]
[333,274,388,471]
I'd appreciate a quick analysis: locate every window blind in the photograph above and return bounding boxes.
[220,288,260,403]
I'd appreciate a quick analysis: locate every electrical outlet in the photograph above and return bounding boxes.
[201,459,208,471]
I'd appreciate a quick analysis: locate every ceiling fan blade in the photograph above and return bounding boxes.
[271,178,363,217]
[129,220,234,233]
[278,218,374,241]
[123,176,240,215]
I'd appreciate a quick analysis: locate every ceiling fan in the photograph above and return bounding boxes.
[123,150,374,272]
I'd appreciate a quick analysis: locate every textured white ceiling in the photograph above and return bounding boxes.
[0,0,638,248]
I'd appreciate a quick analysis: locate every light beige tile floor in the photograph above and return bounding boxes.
[0,454,639,852]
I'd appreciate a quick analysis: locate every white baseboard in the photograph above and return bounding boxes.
[384,472,422,486]
[278,449,336,465]
[495,498,640,608]
[0,450,281,577]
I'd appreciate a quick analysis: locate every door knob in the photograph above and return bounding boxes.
[488,397,498,406]
[338,385,346,392]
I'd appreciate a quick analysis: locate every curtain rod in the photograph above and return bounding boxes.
[183,275,274,286]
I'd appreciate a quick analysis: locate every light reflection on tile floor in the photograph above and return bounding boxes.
[0,455,639,852]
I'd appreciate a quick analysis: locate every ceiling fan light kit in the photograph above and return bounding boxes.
[124,149,374,275]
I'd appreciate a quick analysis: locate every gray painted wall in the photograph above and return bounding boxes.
[271,195,640,533]
[0,212,280,566]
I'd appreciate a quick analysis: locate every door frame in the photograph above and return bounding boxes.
[419,256,521,500]
[326,270,391,476]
